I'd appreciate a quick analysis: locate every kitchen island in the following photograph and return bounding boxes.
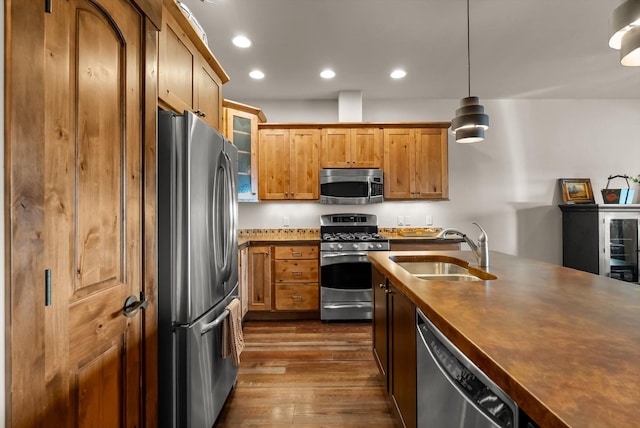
[369,250,640,428]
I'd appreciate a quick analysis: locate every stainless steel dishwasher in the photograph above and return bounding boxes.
[416,308,518,428]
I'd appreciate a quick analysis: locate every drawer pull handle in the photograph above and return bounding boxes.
[291,251,302,256]
[291,271,302,276]
[291,295,303,301]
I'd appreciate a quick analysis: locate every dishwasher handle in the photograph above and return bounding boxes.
[416,309,517,428]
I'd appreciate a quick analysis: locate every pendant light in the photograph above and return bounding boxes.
[609,0,640,66]
[451,0,489,143]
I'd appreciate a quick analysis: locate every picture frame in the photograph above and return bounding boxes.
[558,178,595,204]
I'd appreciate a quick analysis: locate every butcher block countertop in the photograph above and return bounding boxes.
[368,250,640,428]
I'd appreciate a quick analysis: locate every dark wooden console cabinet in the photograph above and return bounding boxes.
[560,204,640,283]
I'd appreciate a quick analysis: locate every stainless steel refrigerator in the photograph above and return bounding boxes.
[157,109,239,428]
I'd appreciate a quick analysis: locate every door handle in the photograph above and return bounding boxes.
[123,292,148,318]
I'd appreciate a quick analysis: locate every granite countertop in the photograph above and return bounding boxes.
[238,229,320,248]
[238,227,459,247]
[368,250,640,428]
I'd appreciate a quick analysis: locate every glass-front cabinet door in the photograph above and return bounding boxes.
[600,212,640,283]
[223,101,265,202]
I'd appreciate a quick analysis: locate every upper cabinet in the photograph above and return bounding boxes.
[255,121,449,202]
[258,127,320,200]
[223,100,267,202]
[320,127,382,168]
[158,0,229,131]
[383,125,449,200]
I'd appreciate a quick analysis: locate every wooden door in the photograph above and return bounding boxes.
[195,60,222,130]
[383,128,416,199]
[320,128,351,168]
[258,129,290,199]
[289,129,319,200]
[9,0,145,426]
[415,128,448,199]
[351,128,382,168]
[248,246,272,311]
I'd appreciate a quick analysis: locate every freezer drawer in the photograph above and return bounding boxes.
[159,288,239,428]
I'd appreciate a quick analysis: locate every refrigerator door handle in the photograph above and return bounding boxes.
[218,151,237,284]
[200,308,230,335]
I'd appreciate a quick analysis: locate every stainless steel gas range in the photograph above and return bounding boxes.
[320,213,390,321]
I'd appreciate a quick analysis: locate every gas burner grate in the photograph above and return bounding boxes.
[322,232,387,242]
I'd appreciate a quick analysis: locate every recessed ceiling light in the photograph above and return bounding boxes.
[390,69,407,79]
[249,70,265,80]
[232,35,252,48]
[320,69,336,79]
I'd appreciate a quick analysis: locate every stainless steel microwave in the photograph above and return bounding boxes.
[320,169,384,204]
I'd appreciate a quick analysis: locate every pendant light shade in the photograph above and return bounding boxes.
[451,96,489,132]
[621,25,640,66]
[455,127,485,144]
[452,0,489,143]
[609,0,640,66]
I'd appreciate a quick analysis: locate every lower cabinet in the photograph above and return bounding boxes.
[389,281,417,428]
[248,246,272,311]
[373,266,417,428]
[247,243,320,315]
[273,245,319,311]
[372,267,389,380]
[238,246,249,317]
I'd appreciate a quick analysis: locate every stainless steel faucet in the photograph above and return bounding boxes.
[437,222,489,268]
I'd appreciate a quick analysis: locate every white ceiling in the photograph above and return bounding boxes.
[180,0,640,101]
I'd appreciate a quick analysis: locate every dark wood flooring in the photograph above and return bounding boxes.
[215,320,399,427]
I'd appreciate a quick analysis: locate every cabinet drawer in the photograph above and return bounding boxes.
[274,260,318,282]
[275,284,319,310]
[274,245,318,260]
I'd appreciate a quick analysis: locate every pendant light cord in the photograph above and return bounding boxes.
[467,0,471,97]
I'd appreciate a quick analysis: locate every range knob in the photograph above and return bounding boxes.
[376,243,383,249]
[328,244,335,250]
[336,244,343,250]
[352,243,359,249]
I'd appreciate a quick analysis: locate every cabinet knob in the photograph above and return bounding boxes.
[200,111,206,117]
[378,283,385,289]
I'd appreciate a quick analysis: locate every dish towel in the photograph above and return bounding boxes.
[222,298,244,366]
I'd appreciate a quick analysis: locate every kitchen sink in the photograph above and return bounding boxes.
[396,261,469,275]
[413,273,482,282]
[390,255,497,281]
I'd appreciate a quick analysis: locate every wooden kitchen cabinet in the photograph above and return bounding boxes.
[223,100,266,202]
[258,128,320,200]
[273,245,319,311]
[248,246,272,311]
[383,126,449,200]
[372,266,417,428]
[238,246,249,317]
[320,127,382,168]
[372,267,389,381]
[158,0,229,130]
[389,281,417,428]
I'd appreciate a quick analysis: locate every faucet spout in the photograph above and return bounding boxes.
[436,223,489,268]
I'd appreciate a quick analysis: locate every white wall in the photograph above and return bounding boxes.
[239,98,640,265]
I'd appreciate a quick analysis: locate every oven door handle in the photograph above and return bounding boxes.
[321,252,368,258]
[324,303,372,309]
